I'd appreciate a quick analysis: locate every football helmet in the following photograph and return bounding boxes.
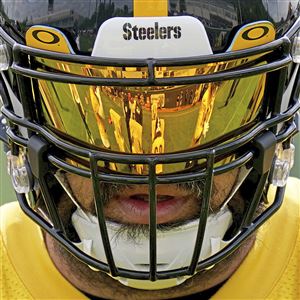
[0,0,299,290]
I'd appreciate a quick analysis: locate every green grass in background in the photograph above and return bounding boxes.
[292,136,300,178]
[0,149,16,204]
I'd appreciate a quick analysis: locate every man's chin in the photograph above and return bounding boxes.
[44,229,256,300]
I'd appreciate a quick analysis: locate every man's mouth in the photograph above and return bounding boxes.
[117,194,186,224]
[103,185,200,225]
[64,173,205,226]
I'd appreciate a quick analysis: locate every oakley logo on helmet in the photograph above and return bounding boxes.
[227,21,275,51]
[241,26,270,41]
[25,26,74,54]
[31,29,60,44]
[123,22,182,41]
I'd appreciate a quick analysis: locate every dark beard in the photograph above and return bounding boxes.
[111,214,201,244]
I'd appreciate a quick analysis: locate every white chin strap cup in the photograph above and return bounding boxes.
[72,206,233,290]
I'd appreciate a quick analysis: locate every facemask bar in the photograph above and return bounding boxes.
[0,23,294,87]
[2,109,298,281]
[89,149,215,280]
[9,37,292,86]
[1,19,300,281]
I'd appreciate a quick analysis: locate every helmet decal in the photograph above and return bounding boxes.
[228,21,276,51]
[25,25,74,54]
[92,16,213,58]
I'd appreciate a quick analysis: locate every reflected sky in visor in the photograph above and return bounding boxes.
[36,56,266,173]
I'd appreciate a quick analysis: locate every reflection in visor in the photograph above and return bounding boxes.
[36,55,267,174]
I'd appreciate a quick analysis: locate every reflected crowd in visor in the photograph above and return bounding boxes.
[37,55,267,174]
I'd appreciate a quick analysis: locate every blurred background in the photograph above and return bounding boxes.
[1,135,299,205]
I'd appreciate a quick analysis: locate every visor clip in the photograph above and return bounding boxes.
[28,135,50,178]
[252,131,277,175]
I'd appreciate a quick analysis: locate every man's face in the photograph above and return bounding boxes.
[44,168,256,299]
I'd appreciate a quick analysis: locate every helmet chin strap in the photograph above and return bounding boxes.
[72,205,233,290]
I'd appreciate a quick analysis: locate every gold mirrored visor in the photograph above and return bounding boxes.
[37,55,267,159]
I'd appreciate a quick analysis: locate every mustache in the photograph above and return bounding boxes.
[99,180,206,207]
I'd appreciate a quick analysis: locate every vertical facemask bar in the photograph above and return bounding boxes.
[27,135,66,233]
[89,154,118,277]
[30,76,44,124]
[241,172,269,227]
[188,150,215,275]
[148,161,157,281]
[239,131,276,228]
[272,67,289,116]
[12,50,36,124]
[38,175,66,234]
